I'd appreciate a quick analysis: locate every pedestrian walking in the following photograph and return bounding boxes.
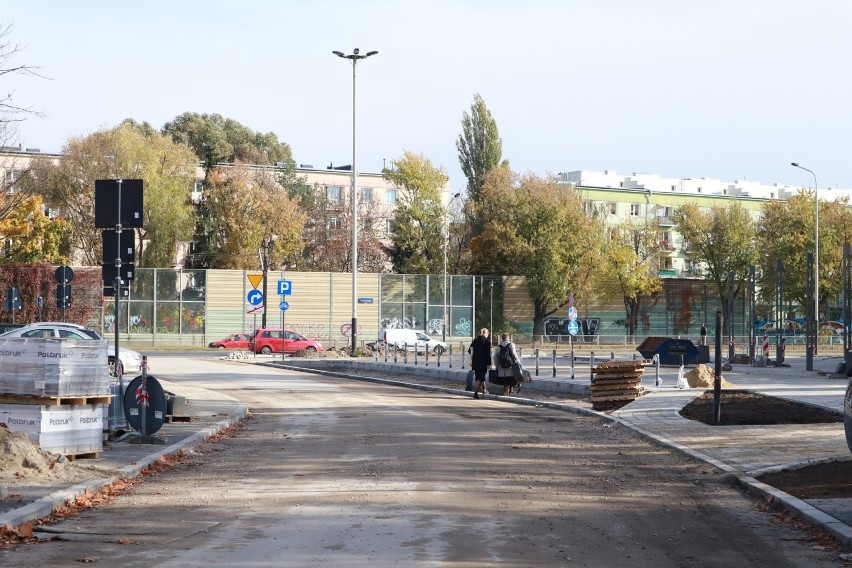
[493,332,520,396]
[468,328,491,399]
[700,323,707,346]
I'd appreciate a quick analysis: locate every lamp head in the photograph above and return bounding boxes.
[791,162,799,167]
[332,50,344,57]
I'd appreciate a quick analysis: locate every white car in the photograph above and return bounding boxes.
[378,328,447,354]
[0,322,143,375]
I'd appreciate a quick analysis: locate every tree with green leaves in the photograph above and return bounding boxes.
[674,201,759,334]
[470,169,601,337]
[162,112,294,173]
[191,164,305,270]
[383,151,449,274]
[24,123,198,267]
[600,219,663,337]
[757,192,852,320]
[456,93,507,237]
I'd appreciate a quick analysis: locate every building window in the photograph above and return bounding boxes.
[630,203,640,216]
[328,217,341,230]
[386,189,398,205]
[581,201,593,216]
[361,187,373,202]
[608,202,617,215]
[4,169,21,184]
[386,219,398,234]
[326,186,342,204]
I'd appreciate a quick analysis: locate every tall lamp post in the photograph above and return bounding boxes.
[443,193,461,342]
[489,281,494,340]
[333,48,378,352]
[791,162,819,356]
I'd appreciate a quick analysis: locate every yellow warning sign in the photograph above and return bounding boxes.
[247,274,264,289]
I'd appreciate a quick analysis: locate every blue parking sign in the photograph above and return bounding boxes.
[277,280,292,295]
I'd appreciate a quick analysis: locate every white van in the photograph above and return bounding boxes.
[379,328,446,354]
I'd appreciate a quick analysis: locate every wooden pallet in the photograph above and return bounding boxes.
[0,393,112,406]
[62,452,100,461]
[164,415,193,423]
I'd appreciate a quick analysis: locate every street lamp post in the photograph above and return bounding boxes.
[259,237,274,328]
[443,193,461,342]
[489,281,494,339]
[333,48,378,352]
[791,162,819,357]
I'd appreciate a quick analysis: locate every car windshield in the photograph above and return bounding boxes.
[78,329,103,340]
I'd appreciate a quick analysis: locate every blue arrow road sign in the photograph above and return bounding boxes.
[277,280,292,295]
[279,301,290,311]
[247,290,264,306]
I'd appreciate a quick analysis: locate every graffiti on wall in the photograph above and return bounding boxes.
[380,317,418,330]
[454,318,472,337]
[339,323,365,338]
[427,319,443,335]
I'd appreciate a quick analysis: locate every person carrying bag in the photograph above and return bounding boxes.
[493,332,521,396]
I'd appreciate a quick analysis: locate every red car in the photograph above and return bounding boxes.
[248,329,324,355]
[208,333,252,349]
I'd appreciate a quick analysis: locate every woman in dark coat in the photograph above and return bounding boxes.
[467,328,492,399]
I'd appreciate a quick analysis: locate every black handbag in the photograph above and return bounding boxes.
[511,362,524,381]
[488,368,499,384]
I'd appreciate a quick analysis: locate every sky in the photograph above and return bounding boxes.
[1,0,851,193]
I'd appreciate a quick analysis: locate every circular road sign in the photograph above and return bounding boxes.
[567,320,579,336]
[247,290,263,305]
[123,374,167,435]
[279,301,290,311]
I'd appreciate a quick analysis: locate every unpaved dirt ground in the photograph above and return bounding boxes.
[389,371,852,509]
[3,361,850,566]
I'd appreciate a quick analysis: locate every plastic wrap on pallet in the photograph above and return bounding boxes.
[0,403,104,455]
[0,337,110,396]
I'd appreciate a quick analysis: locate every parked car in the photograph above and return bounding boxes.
[248,329,324,355]
[208,333,251,349]
[378,328,446,354]
[0,322,144,375]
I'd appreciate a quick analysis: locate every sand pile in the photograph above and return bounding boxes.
[685,364,735,388]
[0,424,78,482]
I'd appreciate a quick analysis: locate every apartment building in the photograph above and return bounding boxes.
[0,147,453,266]
[559,169,851,278]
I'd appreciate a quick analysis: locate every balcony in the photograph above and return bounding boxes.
[659,240,675,255]
[658,268,677,277]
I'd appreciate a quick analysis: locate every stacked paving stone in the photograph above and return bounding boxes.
[591,360,646,411]
[0,337,109,456]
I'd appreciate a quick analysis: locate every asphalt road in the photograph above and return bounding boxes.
[4,356,846,567]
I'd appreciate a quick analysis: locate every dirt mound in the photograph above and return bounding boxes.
[0,424,79,482]
[685,364,734,388]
